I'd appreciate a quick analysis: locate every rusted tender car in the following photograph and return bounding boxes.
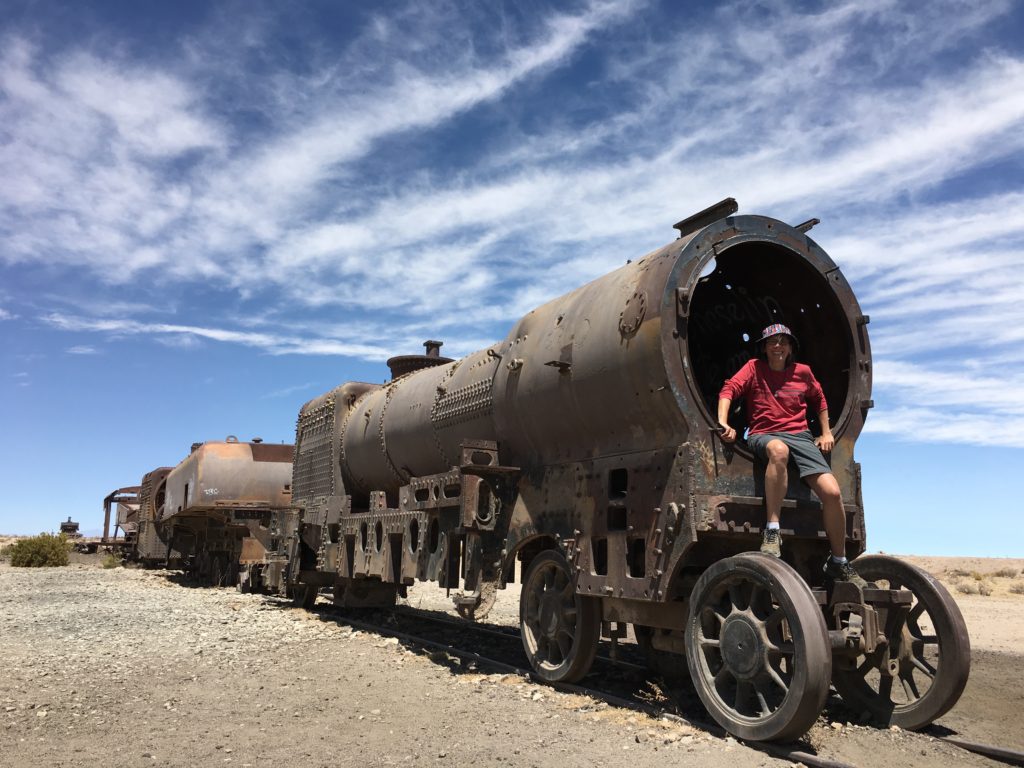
[157,437,294,584]
[264,199,969,741]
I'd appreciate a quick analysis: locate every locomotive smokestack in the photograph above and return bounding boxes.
[386,340,454,380]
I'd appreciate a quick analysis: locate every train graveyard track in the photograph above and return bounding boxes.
[295,593,1024,768]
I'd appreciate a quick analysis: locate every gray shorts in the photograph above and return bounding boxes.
[746,430,832,478]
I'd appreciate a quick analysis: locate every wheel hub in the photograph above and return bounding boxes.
[721,615,766,679]
[539,592,561,638]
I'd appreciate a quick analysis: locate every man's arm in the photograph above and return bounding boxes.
[814,409,834,453]
[717,397,737,443]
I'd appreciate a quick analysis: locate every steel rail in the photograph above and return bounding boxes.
[390,604,650,673]
[934,736,1024,767]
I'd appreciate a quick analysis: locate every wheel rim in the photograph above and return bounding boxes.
[686,555,831,741]
[832,555,970,729]
[520,551,599,683]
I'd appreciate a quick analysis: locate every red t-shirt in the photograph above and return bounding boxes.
[718,359,828,435]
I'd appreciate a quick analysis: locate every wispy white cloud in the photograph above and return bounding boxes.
[43,312,394,359]
[864,405,1024,449]
[873,360,1024,415]
[260,382,319,400]
[66,345,98,355]
[0,307,14,320]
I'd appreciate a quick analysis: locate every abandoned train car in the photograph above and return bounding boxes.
[110,438,293,583]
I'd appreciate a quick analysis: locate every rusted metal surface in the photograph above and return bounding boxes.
[162,437,292,518]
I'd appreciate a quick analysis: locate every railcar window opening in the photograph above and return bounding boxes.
[593,538,609,576]
[608,467,628,499]
[628,538,646,577]
[408,519,420,553]
[686,242,852,446]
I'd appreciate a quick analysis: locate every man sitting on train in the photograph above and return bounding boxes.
[716,323,867,586]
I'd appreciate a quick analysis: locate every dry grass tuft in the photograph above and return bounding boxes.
[955,579,993,596]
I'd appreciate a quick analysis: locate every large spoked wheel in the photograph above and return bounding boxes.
[520,550,600,683]
[832,555,970,730]
[685,554,832,742]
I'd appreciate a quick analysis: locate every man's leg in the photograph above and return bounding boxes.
[805,472,845,557]
[764,439,789,525]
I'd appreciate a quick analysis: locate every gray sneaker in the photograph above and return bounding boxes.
[823,557,868,588]
[760,528,782,557]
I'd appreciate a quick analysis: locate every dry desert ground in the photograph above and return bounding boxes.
[1,538,1022,768]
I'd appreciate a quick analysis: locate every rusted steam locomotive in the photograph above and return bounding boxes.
[104,199,969,742]
[231,198,967,741]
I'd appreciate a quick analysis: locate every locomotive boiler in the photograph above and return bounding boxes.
[257,199,968,741]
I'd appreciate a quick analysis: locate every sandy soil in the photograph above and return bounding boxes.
[1,544,1022,767]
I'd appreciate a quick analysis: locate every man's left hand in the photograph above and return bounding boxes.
[815,434,834,453]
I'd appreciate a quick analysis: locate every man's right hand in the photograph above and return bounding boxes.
[719,423,737,443]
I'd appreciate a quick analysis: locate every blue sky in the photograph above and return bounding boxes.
[2,0,1023,557]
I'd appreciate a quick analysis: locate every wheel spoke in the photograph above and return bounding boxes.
[728,583,746,612]
[766,664,789,694]
[901,672,922,701]
[766,640,794,657]
[911,655,936,678]
[754,684,770,717]
[711,604,730,627]
[556,630,573,662]
[764,606,786,634]
[749,584,773,619]
[878,674,893,702]
[853,655,876,680]
[537,634,550,659]
[714,666,735,689]
[734,679,752,713]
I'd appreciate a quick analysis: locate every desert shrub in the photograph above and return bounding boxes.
[1010,582,1024,595]
[977,581,993,596]
[0,544,12,562]
[955,580,979,595]
[946,568,971,578]
[101,552,121,569]
[7,533,71,567]
[993,568,1019,578]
